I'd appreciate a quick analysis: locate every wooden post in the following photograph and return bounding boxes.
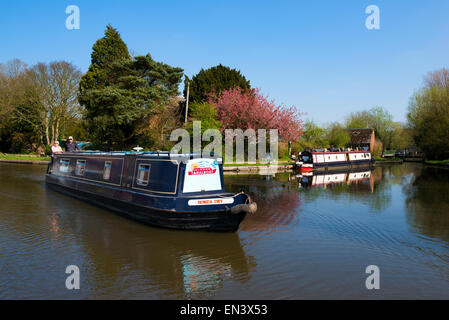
[185,81,190,124]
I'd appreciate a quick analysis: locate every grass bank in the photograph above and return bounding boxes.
[425,159,449,167]
[0,154,50,165]
[374,157,403,163]
[0,154,51,161]
[223,160,293,167]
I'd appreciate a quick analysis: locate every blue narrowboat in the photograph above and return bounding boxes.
[45,151,257,232]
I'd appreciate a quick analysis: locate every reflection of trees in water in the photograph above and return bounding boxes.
[360,167,391,211]
[403,166,449,242]
[224,173,302,234]
[384,162,421,184]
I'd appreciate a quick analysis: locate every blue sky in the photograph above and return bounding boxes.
[1,0,449,125]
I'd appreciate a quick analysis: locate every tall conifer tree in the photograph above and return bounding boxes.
[79,25,131,94]
[78,26,183,149]
[184,64,250,104]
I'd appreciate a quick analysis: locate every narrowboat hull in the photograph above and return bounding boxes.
[311,160,374,171]
[46,174,249,232]
[45,152,256,232]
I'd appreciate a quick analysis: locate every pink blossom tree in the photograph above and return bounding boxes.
[208,87,303,141]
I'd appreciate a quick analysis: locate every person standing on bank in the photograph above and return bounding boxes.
[66,136,79,152]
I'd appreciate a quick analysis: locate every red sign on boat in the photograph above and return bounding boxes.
[188,167,217,175]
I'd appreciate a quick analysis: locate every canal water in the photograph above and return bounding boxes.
[1,162,449,299]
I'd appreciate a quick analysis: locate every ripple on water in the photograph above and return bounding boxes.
[300,205,449,279]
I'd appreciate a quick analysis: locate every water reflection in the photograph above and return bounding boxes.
[292,167,375,192]
[403,166,449,242]
[289,166,397,212]
[0,164,255,299]
[46,191,257,299]
[224,173,302,234]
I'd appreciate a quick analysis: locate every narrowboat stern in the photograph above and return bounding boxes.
[45,152,257,232]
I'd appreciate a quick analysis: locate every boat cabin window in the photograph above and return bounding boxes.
[59,159,70,173]
[103,161,112,180]
[136,164,150,186]
[75,160,86,176]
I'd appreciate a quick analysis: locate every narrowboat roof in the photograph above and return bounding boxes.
[303,150,370,154]
[56,151,222,160]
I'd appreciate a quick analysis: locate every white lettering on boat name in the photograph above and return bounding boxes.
[188,198,234,206]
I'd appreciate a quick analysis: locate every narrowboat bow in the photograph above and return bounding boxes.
[45,152,257,232]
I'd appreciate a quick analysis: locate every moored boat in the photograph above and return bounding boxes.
[295,150,375,172]
[45,151,257,232]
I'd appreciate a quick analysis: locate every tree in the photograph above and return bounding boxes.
[78,25,132,146]
[0,59,81,152]
[325,122,350,148]
[369,106,395,149]
[297,120,327,150]
[29,61,82,145]
[408,80,449,159]
[80,54,183,149]
[424,68,449,89]
[0,60,31,126]
[208,87,303,142]
[407,68,449,159]
[184,64,250,104]
[390,122,414,150]
[78,25,131,93]
[345,110,372,129]
[297,121,350,150]
[78,25,183,149]
[1,60,43,152]
[135,98,184,150]
[187,102,222,134]
[345,106,395,149]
